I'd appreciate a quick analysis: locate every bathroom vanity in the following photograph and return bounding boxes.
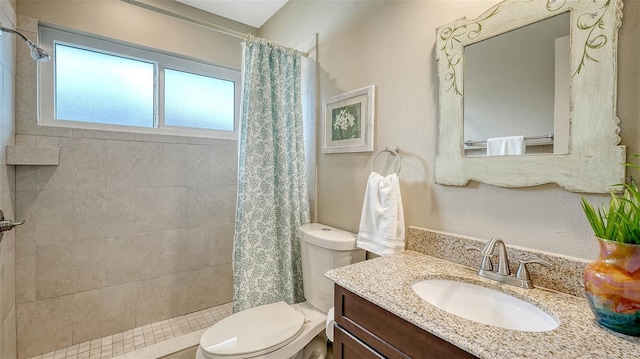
[327,250,640,359]
[333,284,477,358]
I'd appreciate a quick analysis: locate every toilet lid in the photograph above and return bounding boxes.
[200,301,305,358]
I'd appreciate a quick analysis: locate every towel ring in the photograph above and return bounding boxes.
[371,145,401,175]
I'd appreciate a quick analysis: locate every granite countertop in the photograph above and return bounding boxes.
[325,250,640,359]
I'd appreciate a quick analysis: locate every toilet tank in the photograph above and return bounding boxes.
[298,223,365,313]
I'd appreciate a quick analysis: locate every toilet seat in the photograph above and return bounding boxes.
[200,301,306,359]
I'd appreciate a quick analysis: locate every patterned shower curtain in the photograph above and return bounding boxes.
[233,37,310,313]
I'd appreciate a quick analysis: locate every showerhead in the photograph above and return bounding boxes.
[25,39,51,62]
[0,23,51,62]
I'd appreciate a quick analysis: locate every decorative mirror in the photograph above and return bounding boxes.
[435,0,625,193]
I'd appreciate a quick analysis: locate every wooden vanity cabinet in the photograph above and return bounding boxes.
[333,284,479,359]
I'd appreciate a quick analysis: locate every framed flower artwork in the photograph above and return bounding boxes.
[322,85,375,153]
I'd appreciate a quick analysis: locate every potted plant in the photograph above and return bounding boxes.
[581,157,640,336]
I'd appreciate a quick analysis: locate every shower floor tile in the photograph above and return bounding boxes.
[28,302,233,359]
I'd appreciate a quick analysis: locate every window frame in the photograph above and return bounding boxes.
[38,25,241,140]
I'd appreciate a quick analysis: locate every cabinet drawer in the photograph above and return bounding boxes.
[334,324,385,359]
[334,284,478,359]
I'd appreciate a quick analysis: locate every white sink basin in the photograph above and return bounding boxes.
[412,279,558,332]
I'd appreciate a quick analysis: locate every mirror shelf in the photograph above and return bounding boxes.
[435,0,625,193]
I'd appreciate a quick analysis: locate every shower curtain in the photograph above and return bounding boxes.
[233,37,310,313]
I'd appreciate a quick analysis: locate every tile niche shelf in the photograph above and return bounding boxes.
[6,145,60,165]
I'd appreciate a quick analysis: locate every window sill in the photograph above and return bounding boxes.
[38,119,238,142]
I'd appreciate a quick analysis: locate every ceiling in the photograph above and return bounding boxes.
[175,0,290,28]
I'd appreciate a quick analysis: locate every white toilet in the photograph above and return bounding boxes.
[196,223,365,359]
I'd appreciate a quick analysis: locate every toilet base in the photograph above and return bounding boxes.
[296,333,328,359]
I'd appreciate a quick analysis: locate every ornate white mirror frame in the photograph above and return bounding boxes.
[435,0,626,193]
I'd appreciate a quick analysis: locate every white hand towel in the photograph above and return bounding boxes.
[356,172,405,256]
[486,135,525,156]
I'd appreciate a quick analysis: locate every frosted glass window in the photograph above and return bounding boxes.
[55,44,155,127]
[165,68,235,131]
[40,25,240,139]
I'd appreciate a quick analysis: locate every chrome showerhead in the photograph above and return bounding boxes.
[25,39,51,62]
[0,23,51,62]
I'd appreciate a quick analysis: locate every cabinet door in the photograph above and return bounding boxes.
[334,324,385,359]
[335,284,479,359]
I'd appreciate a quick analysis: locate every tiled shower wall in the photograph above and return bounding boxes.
[13,17,236,358]
[0,1,17,358]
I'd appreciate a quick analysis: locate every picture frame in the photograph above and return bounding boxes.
[322,85,375,153]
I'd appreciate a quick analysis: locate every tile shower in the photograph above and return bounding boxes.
[14,137,237,359]
[13,17,238,359]
[26,302,233,359]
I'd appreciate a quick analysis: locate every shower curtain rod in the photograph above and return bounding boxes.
[120,0,308,57]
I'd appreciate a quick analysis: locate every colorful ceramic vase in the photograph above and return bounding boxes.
[584,237,640,336]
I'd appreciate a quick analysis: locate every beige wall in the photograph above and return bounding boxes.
[0,1,18,359]
[13,0,251,357]
[17,0,256,69]
[259,0,640,260]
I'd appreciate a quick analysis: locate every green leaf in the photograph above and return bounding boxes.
[586,173,640,243]
[582,198,606,238]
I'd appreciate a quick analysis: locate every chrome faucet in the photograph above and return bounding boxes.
[480,237,510,276]
[466,237,552,289]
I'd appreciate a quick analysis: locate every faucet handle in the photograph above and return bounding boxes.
[515,259,552,281]
[465,246,493,271]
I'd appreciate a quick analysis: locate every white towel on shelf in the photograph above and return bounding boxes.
[486,135,525,156]
[356,172,405,256]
